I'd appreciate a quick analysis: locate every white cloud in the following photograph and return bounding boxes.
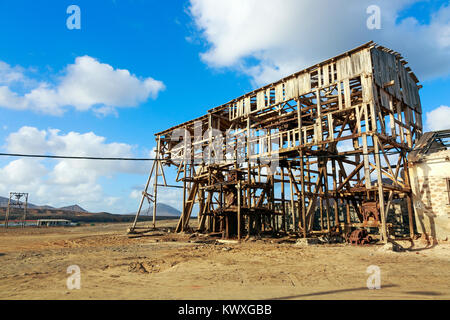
[425,105,450,131]
[5,126,49,154]
[188,0,450,86]
[0,126,152,212]
[0,61,26,85]
[0,56,165,115]
[0,159,48,186]
[130,189,142,200]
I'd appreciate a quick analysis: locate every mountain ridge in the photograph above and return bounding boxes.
[0,195,180,217]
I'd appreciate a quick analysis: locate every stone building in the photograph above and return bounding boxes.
[408,130,450,242]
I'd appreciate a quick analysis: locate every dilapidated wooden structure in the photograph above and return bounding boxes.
[129,42,423,242]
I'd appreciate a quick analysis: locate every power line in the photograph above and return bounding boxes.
[0,153,153,161]
[0,150,406,162]
[0,144,446,162]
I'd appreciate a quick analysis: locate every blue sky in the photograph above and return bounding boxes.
[0,0,449,213]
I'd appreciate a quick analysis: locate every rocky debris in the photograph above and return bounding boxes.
[16,252,43,260]
[128,261,165,273]
[217,239,239,245]
[147,232,166,237]
[179,227,195,234]
[318,235,345,244]
[190,239,216,244]
[244,235,262,242]
[378,241,405,253]
[294,238,320,246]
[276,238,297,244]
[128,262,149,273]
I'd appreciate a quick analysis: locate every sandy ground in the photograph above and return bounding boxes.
[0,221,449,300]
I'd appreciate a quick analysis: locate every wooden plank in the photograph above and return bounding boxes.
[275,83,284,103]
[338,81,343,110]
[297,73,311,96]
[285,78,298,100]
[343,78,351,108]
[322,64,329,86]
[257,91,265,110]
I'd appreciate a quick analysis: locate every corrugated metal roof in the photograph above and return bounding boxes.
[408,130,450,162]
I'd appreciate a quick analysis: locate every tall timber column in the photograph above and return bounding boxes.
[297,99,302,145]
[374,135,388,243]
[4,196,11,228]
[152,136,161,228]
[237,181,241,240]
[300,150,307,238]
[129,158,156,232]
[247,117,251,207]
[181,126,188,231]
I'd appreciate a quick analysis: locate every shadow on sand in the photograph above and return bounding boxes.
[270,284,398,299]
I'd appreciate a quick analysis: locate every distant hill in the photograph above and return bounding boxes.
[0,195,181,223]
[38,205,56,210]
[59,205,87,212]
[0,196,51,209]
[0,196,87,212]
[0,196,9,207]
[135,203,181,217]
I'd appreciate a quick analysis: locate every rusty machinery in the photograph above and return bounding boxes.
[346,229,373,245]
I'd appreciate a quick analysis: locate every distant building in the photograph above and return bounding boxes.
[37,219,75,227]
[408,130,450,242]
[0,220,38,227]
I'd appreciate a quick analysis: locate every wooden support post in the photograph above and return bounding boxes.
[289,164,295,231]
[130,159,156,231]
[362,133,371,190]
[152,137,161,228]
[323,164,332,232]
[346,200,351,224]
[300,150,307,237]
[198,188,204,225]
[374,135,388,243]
[21,195,28,228]
[181,161,187,231]
[406,194,415,239]
[404,155,416,239]
[297,99,303,145]
[281,167,286,232]
[319,188,324,231]
[237,181,241,240]
[4,196,11,228]
[332,159,339,230]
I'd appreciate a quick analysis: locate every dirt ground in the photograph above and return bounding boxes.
[0,221,449,300]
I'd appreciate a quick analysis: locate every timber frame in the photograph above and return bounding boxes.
[129,42,423,243]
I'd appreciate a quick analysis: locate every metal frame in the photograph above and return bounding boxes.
[4,192,29,228]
